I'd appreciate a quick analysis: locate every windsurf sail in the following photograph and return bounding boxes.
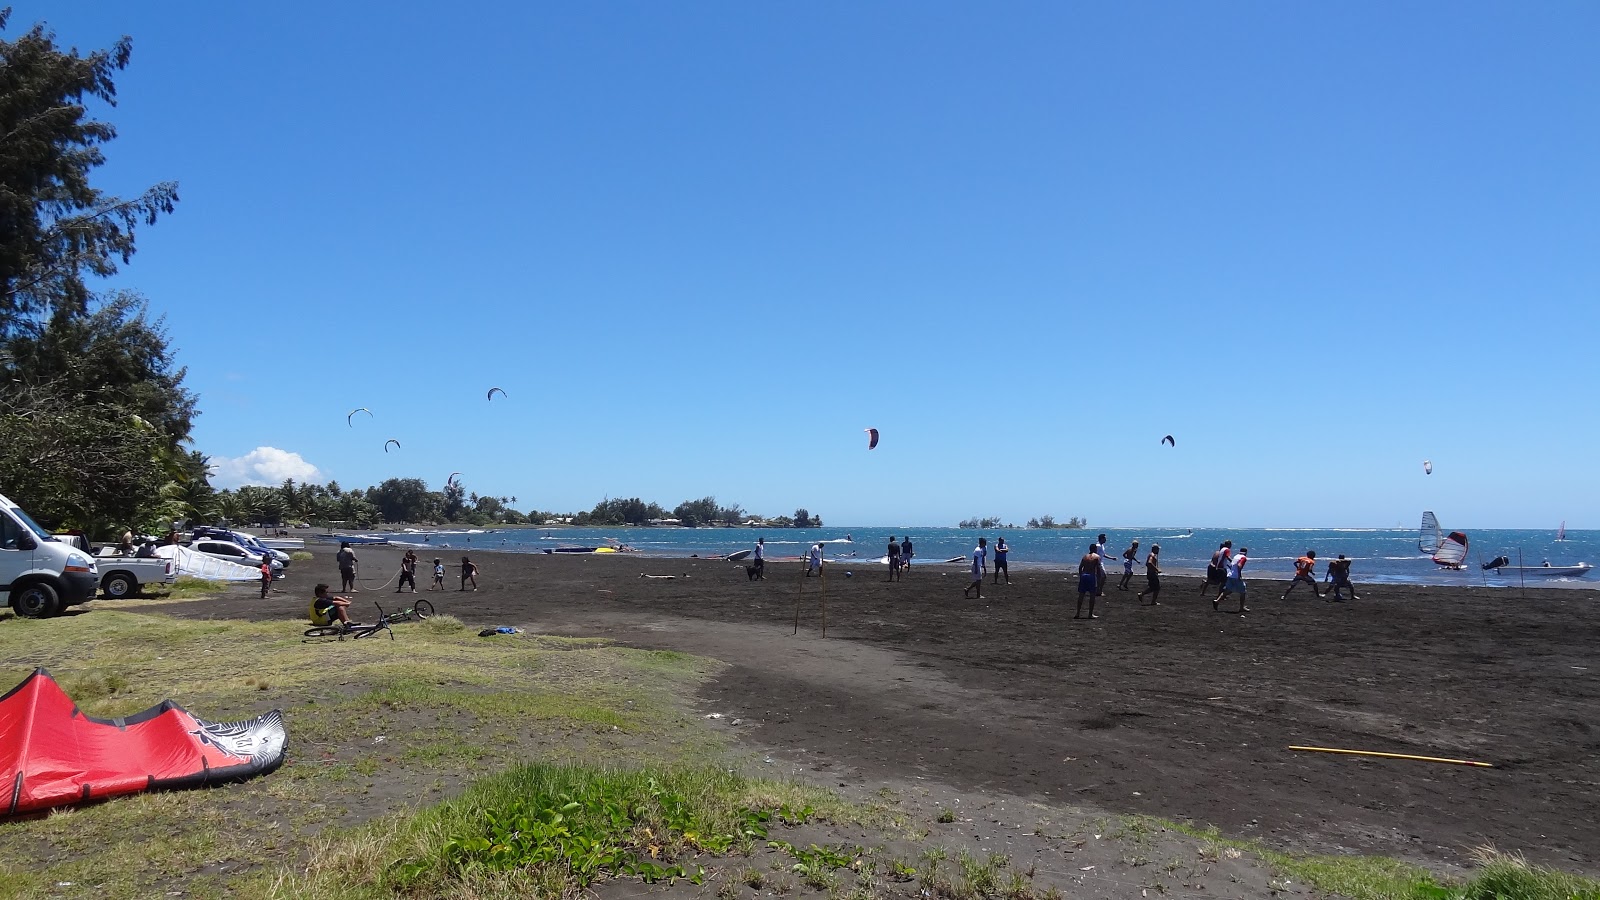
[1433,531,1469,568]
[0,669,285,818]
[1419,511,1442,554]
[1556,521,1567,542]
[154,545,260,582]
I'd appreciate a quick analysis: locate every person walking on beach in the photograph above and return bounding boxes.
[886,536,902,581]
[1117,540,1141,591]
[1215,546,1249,613]
[900,536,913,571]
[992,536,1011,584]
[963,538,987,599]
[1091,534,1113,597]
[1281,550,1323,600]
[1136,544,1162,604]
[752,538,765,580]
[1328,554,1359,601]
[459,555,479,591]
[397,549,418,593]
[259,558,273,599]
[1200,540,1232,596]
[1075,543,1101,619]
[336,542,359,593]
[430,558,446,590]
[807,542,824,577]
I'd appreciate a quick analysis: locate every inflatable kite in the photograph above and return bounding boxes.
[487,387,506,401]
[347,407,372,427]
[0,669,286,818]
[1423,459,1432,475]
[1161,435,1175,447]
[384,439,401,453]
[447,471,462,486]
[865,428,879,450]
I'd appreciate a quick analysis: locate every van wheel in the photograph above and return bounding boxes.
[12,582,61,618]
[102,573,138,599]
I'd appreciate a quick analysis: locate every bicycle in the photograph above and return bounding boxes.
[303,602,396,641]
[386,598,434,623]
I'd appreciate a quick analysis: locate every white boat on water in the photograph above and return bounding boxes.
[1485,562,1593,579]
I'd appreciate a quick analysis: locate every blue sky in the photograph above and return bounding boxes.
[26,2,1600,527]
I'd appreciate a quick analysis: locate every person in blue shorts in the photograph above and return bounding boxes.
[1214,546,1250,614]
[1075,544,1101,619]
[992,536,1010,584]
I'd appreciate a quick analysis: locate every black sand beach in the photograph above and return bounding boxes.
[148,545,1600,875]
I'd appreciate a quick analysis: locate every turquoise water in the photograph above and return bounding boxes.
[356,525,1597,589]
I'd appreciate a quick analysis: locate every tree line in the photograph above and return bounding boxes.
[957,515,1087,529]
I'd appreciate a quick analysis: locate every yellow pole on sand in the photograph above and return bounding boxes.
[793,560,804,635]
[1288,746,1494,768]
[820,561,828,638]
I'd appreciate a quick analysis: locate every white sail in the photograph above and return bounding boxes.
[1419,511,1442,554]
[155,545,261,582]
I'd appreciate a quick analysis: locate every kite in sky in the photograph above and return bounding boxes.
[1423,459,1433,475]
[347,408,372,427]
[384,439,401,453]
[487,387,506,401]
[865,428,879,450]
[1161,435,1175,447]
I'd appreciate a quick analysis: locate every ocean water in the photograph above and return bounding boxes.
[356,525,1598,589]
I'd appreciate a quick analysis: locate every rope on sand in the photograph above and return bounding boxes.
[1289,745,1494,767]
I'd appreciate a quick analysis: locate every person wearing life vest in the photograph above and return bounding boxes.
[1281,550,1324,600]
[309,583,352,627]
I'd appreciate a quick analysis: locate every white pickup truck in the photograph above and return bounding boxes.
[92,548,177,598]
[1,492,99,618]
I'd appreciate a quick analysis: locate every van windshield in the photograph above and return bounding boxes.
[7,505,53,541]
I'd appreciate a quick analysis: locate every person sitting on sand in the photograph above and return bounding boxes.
[1281,550,1323,600]
[311,583,353,628]
[459,556,479,591]
[963,537,987,599]
[1137,544,1162,605]
[1075,543,1101,619]
[1215,546,1250,614]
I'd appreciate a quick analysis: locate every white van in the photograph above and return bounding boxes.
[0,492,100,618]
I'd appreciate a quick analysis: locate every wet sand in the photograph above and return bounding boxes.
[147,545,1600,874]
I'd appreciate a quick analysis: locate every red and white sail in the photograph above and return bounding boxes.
[1433,531,1469,568]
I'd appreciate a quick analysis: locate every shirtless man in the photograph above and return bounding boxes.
[1117,540,1140,591]
[1136,544,1162,605]
[1075,544,1101,619]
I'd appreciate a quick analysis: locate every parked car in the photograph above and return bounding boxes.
[190,527,291,566]
[190,539,284,576]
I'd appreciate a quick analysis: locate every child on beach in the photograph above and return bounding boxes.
[259,558,273,599]
[459,556,479,591]
[310,583,352,628]
[430,558,445,591]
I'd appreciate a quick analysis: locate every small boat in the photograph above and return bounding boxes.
[1486,562,1593,578]
[543,546,600,554]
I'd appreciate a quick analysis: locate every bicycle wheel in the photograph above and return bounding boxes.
[412,599,435,620]
[304,626,345,638]
[352,623,393,640]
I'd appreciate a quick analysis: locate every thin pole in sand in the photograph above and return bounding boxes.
[1289,745,1493,768]
[1518,547,1526,601]
[793,562,804,635]
[820,562,828,638]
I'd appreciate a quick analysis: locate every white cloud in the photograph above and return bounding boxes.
[209,447,323,489]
